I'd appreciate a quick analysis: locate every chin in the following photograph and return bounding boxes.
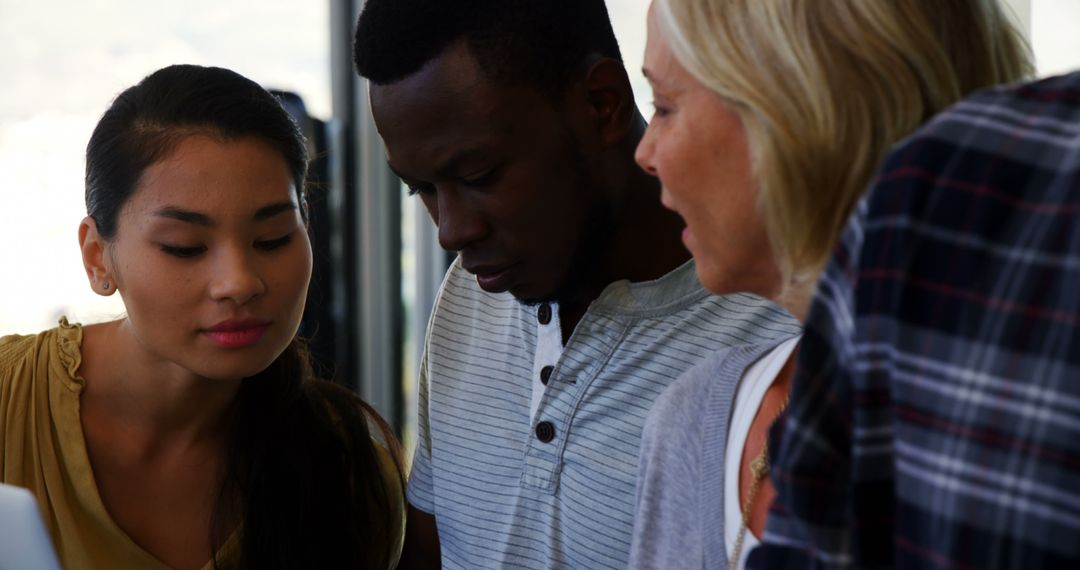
[511,292,552,307]
[196,353,282,382]
[507,264,584,306]
[509,282,563,307]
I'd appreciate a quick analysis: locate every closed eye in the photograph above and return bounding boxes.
[255,234,294,251]
[651,101,672,119]
[460,167,499,188]
[160,244,207,258]
[405,182,436,197]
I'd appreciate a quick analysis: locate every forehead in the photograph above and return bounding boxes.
[643,5,682,88]
[126,134,296,214]
[369,40,558,175]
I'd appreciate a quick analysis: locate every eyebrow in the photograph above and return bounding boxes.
[154,201,298,226]
[387,147,495,184]
[155,207,214,226]
[254,201,299,221]
[642,67,667,87]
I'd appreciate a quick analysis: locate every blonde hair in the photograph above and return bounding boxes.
[655,0,1033,280]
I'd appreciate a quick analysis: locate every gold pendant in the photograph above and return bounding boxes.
[750,450,769,480]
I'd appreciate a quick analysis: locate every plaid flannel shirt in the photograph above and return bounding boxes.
[750,71,1080,569]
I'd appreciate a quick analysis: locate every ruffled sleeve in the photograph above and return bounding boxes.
[52,318,85,391]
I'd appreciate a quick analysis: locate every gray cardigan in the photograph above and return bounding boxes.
[628,334,798,569]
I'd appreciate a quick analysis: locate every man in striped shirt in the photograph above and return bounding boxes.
[353,1,799,567]
[751,71,1080,568]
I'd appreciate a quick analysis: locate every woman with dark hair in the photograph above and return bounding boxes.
[0,64,404,569]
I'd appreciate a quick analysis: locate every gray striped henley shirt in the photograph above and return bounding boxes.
[408,258,799,569]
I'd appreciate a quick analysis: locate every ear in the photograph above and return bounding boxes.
[582,57,637,147]
[79,216,116,296]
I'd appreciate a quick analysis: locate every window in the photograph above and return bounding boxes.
[1031,0,1080,76]
[0,1,330,335]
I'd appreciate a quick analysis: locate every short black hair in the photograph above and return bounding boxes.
[353,0,623,97]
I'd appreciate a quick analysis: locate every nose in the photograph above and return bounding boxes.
[435,187,488,252]
[635,122,659,177]
[208,246,266,305]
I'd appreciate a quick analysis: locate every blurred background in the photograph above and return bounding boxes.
[0,0,1075,451]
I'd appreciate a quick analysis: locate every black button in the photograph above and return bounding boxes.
[537,304,552,325]
[535,421,556,443]
[540,365,554,385]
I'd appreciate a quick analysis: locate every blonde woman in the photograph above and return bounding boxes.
[628,1,1032,568]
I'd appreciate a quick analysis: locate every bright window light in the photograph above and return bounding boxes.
[0,0,329,334]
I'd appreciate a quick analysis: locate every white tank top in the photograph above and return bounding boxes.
[723,335,802,569]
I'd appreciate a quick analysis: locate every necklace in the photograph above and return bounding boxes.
[728,395,790,570]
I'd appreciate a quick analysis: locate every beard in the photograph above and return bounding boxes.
[517,206,615,308]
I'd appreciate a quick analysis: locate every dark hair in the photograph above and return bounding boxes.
[86,64,309,239]
[84,64,403,569]
[353,0,623,97]
[222,342,403,570]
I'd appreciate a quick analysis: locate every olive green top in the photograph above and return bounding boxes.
[0,319,404,569]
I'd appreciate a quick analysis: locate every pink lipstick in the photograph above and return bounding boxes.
[203,318,271,349]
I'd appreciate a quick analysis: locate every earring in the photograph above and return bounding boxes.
[102,281,111,291]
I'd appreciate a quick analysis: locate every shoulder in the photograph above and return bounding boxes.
[642,335,799,476]
[0,332,38,369]
[702,293,802,339]
[650,349,732,416]
[880,72,1080,197]
[643,345,758,451]
[0,321,82,390]
[645,264,800,343]
[633,350,750,569]
[0,332,37,402]
[917,72,1080,145]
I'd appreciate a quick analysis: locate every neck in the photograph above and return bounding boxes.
[79,320,241,454]
[777,285,812,324]
[558,142,690,334]
[600,169,690,285]
[774,270,818,324]
[604,116,691,284]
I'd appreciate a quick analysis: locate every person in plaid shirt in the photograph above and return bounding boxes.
[750,70,1080,568]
